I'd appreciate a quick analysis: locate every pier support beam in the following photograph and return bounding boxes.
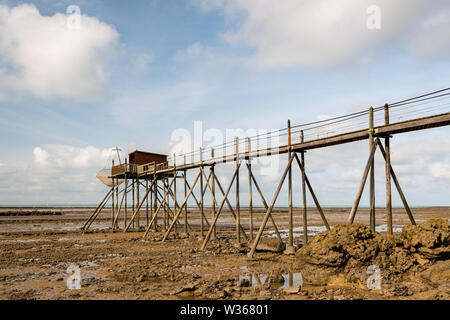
[235,138,241,244]
[369,107,376,232]
[248,153,295,258]
[247,138,253,241]
[384,105,393,235]
[300,130,308,245]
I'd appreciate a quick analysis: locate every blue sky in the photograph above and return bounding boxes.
[0,0,449,206]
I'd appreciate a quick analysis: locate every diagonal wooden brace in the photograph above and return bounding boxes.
[348,141,378,224]
[162,170,202,241]
[293,153,330,230]
[248,152,295,258]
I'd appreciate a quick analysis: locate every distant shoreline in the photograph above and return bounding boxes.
[0,205,449,210]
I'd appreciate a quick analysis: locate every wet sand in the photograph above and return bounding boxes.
[0,206,448,300]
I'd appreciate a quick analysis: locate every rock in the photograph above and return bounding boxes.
[256,238,286,253]
[401,218,449,259]
[296,224,377,267]
[283,285,301,294]
[237,278,250,287]
[268,272,284,284]
[284,245,296,255]
[413,254,429,266]
[171,284,196,295]
[259,290,271,296]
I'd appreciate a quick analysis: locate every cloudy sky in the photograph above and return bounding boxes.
[0,0,449,206]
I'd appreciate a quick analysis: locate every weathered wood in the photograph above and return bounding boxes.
[236,137,241,243]
[200,148,204,239]
[288,120,293,248]
[184,174,212,229]
[123,178,158,232]
[293,153,330,230]
[141,113,450,175]
[82,187,114,230]
[162,170,202,241]
[376,138,416,226]
[384,105,393,235]
[246,163,283,242]
[112,182,131,229]
[247,138,253,240]
[144,176,184,238]
[111,163,115,229]
[211,148,216,239]
[200,161,242,250]
[248,153,295,258]
[124,163,128,228]
[300,130,308,244]
[348,142,378,224]
[184,168,188,233]
[369,107,375,232]
[208,168,248,240]
[136,177,140,229]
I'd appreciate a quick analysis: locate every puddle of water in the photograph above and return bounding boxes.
[375,224,403,233]
[266,225,328,239]
[2,239,47,243]
[238,269,303,290]
[279,272,303,289]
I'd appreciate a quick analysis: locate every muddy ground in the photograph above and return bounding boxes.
[0,207,448,300]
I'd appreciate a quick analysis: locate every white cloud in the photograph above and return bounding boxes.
[130,52,154,75]
[0,4,119,100]
[191,0,450,68]
[33,144,112,169]
[33,147,49,167]
[174,42,205,62]
[0,144,116,204]
[429,162,450,180]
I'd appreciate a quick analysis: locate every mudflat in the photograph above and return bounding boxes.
[0,207,448,300]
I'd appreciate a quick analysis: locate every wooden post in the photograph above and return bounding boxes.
[246,163,284,242]
[348,142,378,224]
[384,105,393,235]
[162,171,202,241]
[248,153,295,258]
[301,130,308,244]
[288,120,293,249]
[146,177,149,227]
[200,162,242,250]
[200,148,204,239]
[115,176,119,229]
[144,177,180,238]
[247,138,253,240]
[173,154,177,234]
[124,160,128,228]
[153,162,157,231]
[163,177,167,230]
[293,154,330,230]
[111,160,115,229]
[235,137,240,243]
[184,171,188,233]
[132,177,135,229]
[123,178,158,232]
[202,167,247,239]
[82,187,115,231]
[211,148,216,239]
[145,176,153,226]
[136,176,140,230]
[376,139,416,226]
[369,107,375,232]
